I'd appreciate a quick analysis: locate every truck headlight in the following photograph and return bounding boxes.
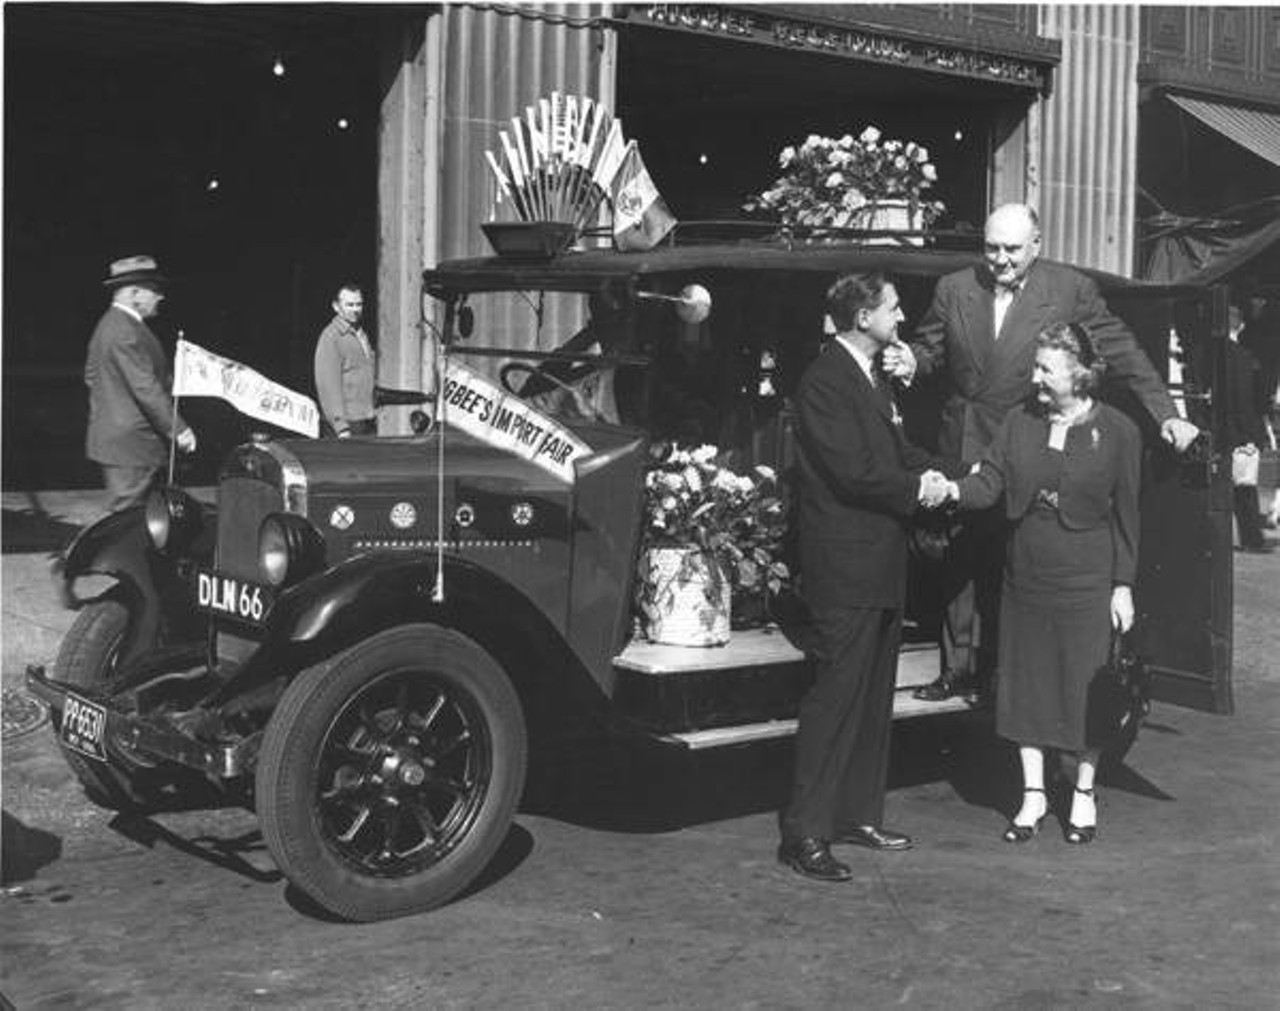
[145,486,203,554]
[259,514,325,588]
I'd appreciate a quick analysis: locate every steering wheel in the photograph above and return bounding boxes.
[499,359,609,423]
[499,357,603,398]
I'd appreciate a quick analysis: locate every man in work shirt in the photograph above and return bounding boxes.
[314,283,376,437]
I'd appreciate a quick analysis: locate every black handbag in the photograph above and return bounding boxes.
[1084,629,1150,752]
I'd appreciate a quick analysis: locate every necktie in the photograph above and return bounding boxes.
[993,285,1016,338]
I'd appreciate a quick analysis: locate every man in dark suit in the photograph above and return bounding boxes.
[895,203,1199,702]
[85,255,196,512]
[779,273,954,882]
[1224,304,1271,553]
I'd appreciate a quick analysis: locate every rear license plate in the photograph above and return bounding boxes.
[60,691,108,762]
[194,569,274,625]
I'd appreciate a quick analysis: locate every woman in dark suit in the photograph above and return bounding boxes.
[942,322,1141,844]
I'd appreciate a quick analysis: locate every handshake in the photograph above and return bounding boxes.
[918,469,958,510]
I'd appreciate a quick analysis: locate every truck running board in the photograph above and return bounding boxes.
[615,627,979,748]
[659,692,975,749]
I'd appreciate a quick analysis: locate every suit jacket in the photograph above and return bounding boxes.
[912,258,1176,463]
[84,306,188,467]
[794,342,944,608]
[1221,339,1266,448]
[957,402,1141,584]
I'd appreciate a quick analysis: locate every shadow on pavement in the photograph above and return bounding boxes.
[523,735,794,834]
[525,707,1179,836]
[279,824,536,923]
[107,811,282,884]
[0,809,63,884]
[525,720,1011,834]
[2,497,81,555]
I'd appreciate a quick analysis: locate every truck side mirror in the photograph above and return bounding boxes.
[635,284,712,324]
[675,284,712,324]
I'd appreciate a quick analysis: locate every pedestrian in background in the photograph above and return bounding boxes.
[1224,304,1271,554]
[778,273,955,882]
[937,323,1142,845]
[891,202,1197,706]
[85,255,196,512]
[314,283,376,438]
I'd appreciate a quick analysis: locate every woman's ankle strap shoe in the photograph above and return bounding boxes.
[1065,787,1097,844]
[1002,787,1048,843]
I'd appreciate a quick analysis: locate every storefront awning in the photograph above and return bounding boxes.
[1168,93,1280,169]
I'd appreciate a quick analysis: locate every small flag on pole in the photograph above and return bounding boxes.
[611,141,677,252]
[481,94,678,244]
[173,340,320,438]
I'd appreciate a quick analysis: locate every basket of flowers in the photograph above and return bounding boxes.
[635,443,791,646]
[743,126,946,242]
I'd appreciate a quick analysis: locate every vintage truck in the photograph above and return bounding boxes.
[26,231,1235,921]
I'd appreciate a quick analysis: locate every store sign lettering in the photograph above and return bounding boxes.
[642,5,1045,89]
[645,4,751,36]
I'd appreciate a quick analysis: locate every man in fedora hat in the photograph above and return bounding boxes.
[85,255,196,512]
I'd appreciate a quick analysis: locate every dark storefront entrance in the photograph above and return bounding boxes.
[615,9,1048,232]
[3,7,381,491]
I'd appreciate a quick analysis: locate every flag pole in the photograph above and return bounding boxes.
[168,396,179,485]
[433,342,447,603]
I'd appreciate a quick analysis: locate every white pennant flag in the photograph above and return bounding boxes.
[173,339,320,438]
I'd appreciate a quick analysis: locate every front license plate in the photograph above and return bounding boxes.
[60,691,108,762]
[194,569,274,625]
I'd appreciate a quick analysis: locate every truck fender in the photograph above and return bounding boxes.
[58,507,163,665]
[59,505,208,665]
[214,554,601,719]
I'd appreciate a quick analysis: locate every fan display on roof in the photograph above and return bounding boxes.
[484,92,676,253]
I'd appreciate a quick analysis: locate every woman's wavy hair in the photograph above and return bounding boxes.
[1037,321,1104,396]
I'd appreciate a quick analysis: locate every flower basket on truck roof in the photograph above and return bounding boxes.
[744,127,947,245]
[27,221,1236,921]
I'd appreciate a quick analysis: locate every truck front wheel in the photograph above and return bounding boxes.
[51,597,166,810]
[255,624,528,922]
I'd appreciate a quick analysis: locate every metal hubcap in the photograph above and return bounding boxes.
[315,669,491,877]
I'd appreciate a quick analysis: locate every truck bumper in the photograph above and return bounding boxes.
[25,663,259,780]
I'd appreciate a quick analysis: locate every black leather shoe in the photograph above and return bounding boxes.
[912,671,973,702]
[834,825,914,851]
[778,837,852,881]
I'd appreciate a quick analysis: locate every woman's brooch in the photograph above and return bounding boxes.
[1091,426,1100,450]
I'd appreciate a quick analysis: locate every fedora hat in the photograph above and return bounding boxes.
[103,254,166,289]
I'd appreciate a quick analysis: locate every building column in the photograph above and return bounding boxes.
[376,13,444,432]
[1037,4,1140,275]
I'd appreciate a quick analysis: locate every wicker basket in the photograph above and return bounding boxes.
[640,547,730,647]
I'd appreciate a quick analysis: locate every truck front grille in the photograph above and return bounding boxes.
[216,476,287,581]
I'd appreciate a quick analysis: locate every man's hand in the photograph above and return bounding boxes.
[1160,417,1199,453]
[337,429,351,439]
[1110,585,1134,633]
[882,339,917,386]
[175,428,197,454]
[918,469,953,509]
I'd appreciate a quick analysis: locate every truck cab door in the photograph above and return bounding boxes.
[1111,283,1234,714]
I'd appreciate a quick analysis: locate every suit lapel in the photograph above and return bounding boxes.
[959,270,995,374]
[833,343,895,425]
